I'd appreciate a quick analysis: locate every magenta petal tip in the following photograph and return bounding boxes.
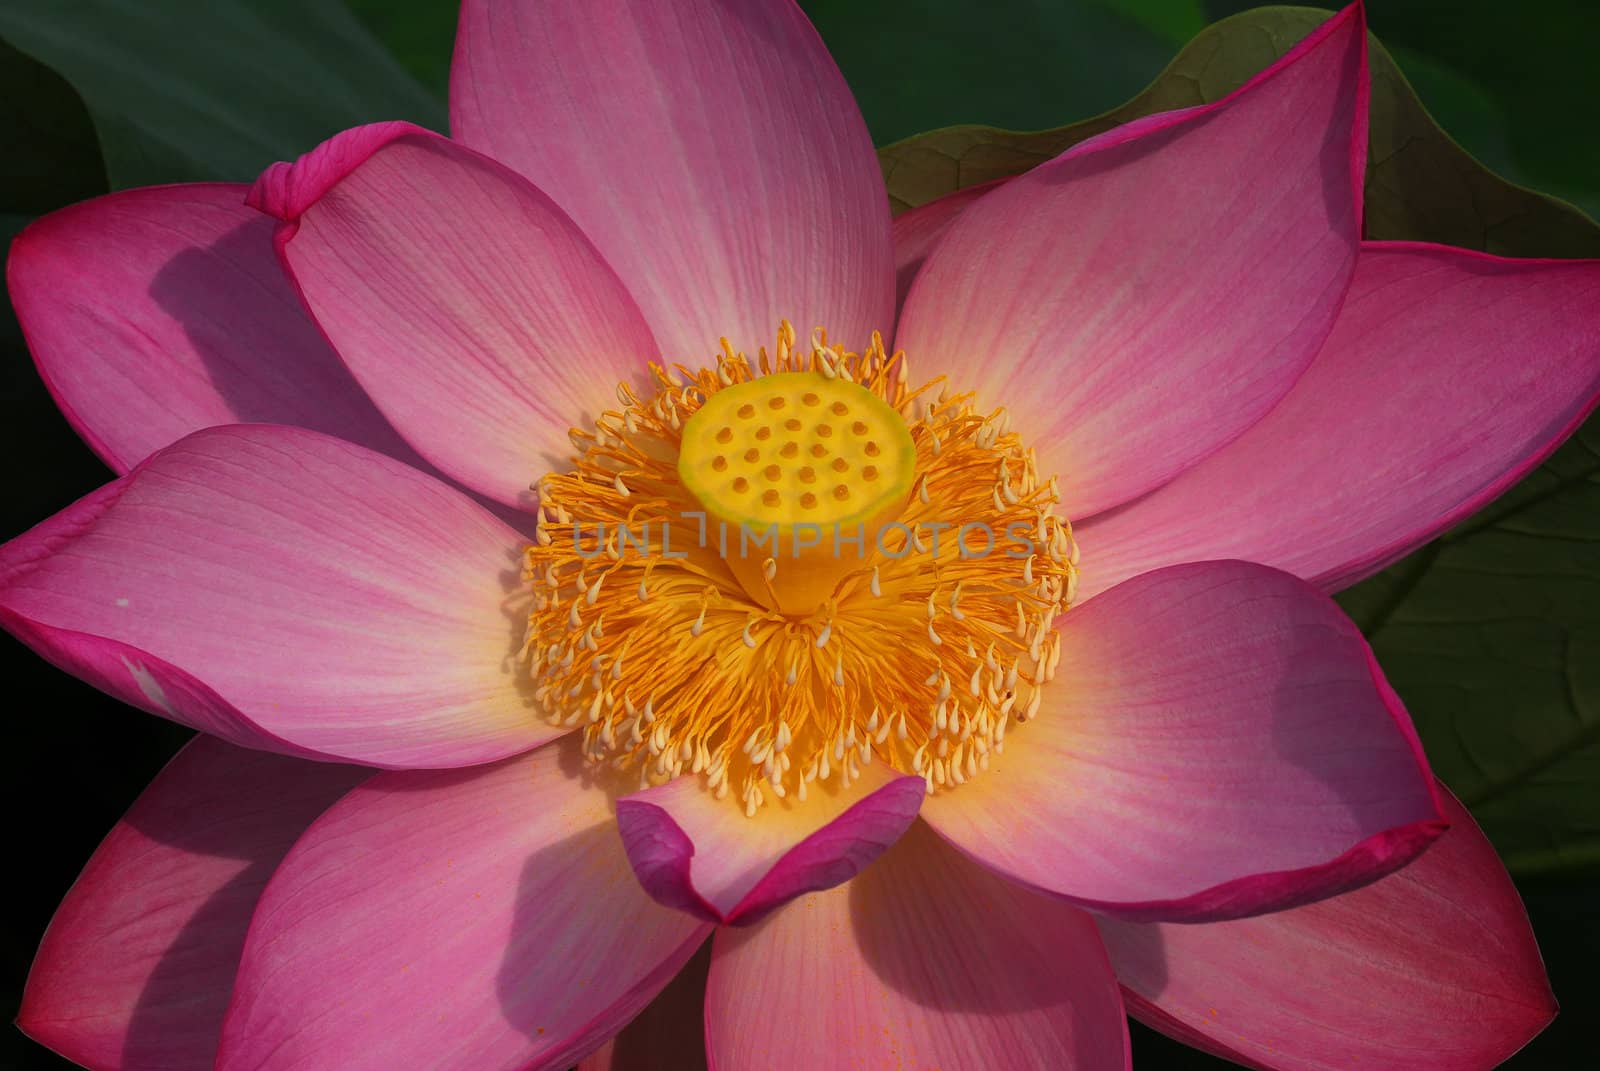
[246,121,433,222]
[616,772,924,926]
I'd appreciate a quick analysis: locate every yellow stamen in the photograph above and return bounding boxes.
[522,323,1076,814]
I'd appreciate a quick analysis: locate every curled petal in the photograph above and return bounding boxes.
[616,765,923,925]
[920,560,1446,922]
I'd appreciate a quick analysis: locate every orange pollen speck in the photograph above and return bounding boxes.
[521,322,1078,816]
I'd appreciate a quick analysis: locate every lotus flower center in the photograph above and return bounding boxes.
[522,324,1077,815]
[676,371,917,614]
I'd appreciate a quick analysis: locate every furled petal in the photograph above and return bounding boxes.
[1078,241,1600,598]
[615,765,923,925]
[0,423,551,768]
[7,184,419,475]
[1099,785,1556,1071]
[705,821,1129,1070]
[451,0,894,361]
[579,942,710,1071]
[18,737,365,1071]
[920,560,1446,923]
[217,740,711,1071]
[896,3,1367,517]
[891,180,1002,315]
[251,122,659,509]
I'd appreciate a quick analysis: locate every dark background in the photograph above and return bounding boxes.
[3,1,1596,1068]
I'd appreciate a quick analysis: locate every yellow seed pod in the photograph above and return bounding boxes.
[678,371,916,531]
[677,370,917,614]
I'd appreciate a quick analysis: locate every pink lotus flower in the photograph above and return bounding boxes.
[6,1,1594,1068]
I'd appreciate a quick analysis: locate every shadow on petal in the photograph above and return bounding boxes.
[120,866,273,1069]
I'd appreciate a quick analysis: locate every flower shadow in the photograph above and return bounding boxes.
[115,749,368,1068]
[119,865,274,1067]
[149,217,548,519]
[146,216,395,441]
[1265,639,1443,895]
[843,823,1089,1015]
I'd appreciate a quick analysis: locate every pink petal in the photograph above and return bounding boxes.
[252,122,659,509]
[18,736,365,1071]
[704,821,1130,1070]
[217,740,711,1071]
[615,766,924,925]
[1079,241,1600,598]
[891,180,1002,315]
[579,942,710,1071]
[1099,784,1556,1071]
[919,560,1446,923]
[0,423,553,768]
[7,183,418,474]
[895,3,1368,517]
[450,0,894,361]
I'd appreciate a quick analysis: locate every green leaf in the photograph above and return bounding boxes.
[2,212,38,333]
[880,6,1600,874]
[343,0,1203,144]
[342,0,457,99]
[1092,0,1207,47]
[879,6,1600,256]
[1342,421,1600,876]
[0,37,105,213]
[0,0,446,189]
[1319,0,1600,220]
[1379,43,1519,188]
[800,0,1177,147]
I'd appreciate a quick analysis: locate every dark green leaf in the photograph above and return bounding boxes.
[2,213,37,341]
[0,38,104,213]
[341,0,1195,146]
[343,0,458,99]
[878,5,1600,257]
[801,0,1177,147]
[0,0,446,189]
[1207,0,1600,219]
[1093,0,1207,46]
[1344,422,1600,876]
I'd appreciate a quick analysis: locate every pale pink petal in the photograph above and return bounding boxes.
[579,942,710,1071]
[705,821,1129,1070]
[451,0,894,361]
[891,181,1002,315]
[18,737,365,1071]
[615,765,923,925]
[7,184,419,474]
[885,110,1207,324]
[1079,241,1600,598]
[920,560,1446,923]
[217,740,711,1071]
[0,423,552,768]
[896,4,1367,517]
[251,122,658,509]
[1100,785,1556,1071]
